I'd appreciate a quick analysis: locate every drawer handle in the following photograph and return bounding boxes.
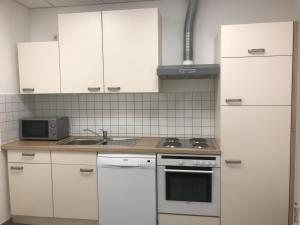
[248,48,266,55]
[88,87,100,92]
[80,168,94,173]
[10,166,24,171]
[225,98,242,103]
[225,160,242,164]
[22,153,35,157]
[107,87,121,92]
[22,88,34,92]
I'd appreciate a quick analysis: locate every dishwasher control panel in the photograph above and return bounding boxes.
[97,154,156,168]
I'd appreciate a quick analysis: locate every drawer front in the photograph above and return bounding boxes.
[221,21,293,57]
[51,151,96,165]
[159,214,220,225]
[7,150,51,163]
[221,56,292,106]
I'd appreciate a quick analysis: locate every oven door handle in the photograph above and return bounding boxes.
[164,169,214,174]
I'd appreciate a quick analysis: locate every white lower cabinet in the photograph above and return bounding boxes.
[221,106,291,225]
[52,164,98,220]
[8,163,53,217]
[159,214,220,225]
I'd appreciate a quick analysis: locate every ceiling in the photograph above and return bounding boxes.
[15,0,155,8]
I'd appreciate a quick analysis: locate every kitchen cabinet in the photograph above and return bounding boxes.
[102,8,159,93]
[8,162,53,217]
[219,21,295,225]
[52,164,98,220]
[221,56,292,105]
[58,12,104,93]
[158,214,220,225]
[221,106,291,225]
[18,42,60,94]
[51,151,98,220]
[221,21,293,57]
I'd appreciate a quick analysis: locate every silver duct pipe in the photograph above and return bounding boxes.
[183,0,198,65]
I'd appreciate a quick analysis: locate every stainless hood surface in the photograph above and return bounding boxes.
[157,64,220,79]
[158,0,220,79]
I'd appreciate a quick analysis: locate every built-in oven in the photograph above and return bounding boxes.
[157,154,220,217]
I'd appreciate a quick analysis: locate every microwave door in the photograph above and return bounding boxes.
[22,120,49,138]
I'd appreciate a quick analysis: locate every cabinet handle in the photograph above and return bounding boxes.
[88,87,100,92]
[10,166,24,171]
[248,48,266,55]
[225,160,242,164]
[80,168,94,173]
[225,98,242,103]
[107,87,121,92]
[22,88,34,92]
[22,153,35,157]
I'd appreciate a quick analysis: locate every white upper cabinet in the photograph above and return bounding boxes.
[221,22,293,57]
[102,8,160,93]
[58,12,104,93]
[221,56,293,105]
[18,42,61,94]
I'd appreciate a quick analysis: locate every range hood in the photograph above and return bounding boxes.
[157,0,220,79]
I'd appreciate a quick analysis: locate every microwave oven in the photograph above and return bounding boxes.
[20,117,69,140]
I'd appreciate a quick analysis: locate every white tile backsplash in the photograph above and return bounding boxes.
[0,94,35,144]
[34,92,216,138]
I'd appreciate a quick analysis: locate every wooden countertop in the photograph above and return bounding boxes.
[1,137,221,155]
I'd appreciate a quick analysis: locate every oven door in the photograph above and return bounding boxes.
[158,165,220,216]
[21,120,50,139]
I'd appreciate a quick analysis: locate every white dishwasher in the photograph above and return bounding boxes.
[97,154,157,225]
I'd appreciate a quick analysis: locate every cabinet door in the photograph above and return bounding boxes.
[8,163,53,217]
[58,12,104,93]
[221,21,293,57]
[221,106,291,225]
[221,56,292,106]
[18,42,60,94]
[52,164,98,220]
[102,8,159,93]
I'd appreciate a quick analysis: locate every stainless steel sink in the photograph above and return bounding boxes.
[60,137,139,147]
[62,138,103,145]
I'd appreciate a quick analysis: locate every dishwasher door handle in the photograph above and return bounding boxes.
[164,169,214,174]
[100,164,147,168]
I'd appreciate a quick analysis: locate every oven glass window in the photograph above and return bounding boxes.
[165,166,212,202]
[22,120,49,138]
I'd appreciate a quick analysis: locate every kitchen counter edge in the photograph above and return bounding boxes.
[1,137,221,155]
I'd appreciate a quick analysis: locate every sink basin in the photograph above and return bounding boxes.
[62,138,103,145]
[60,137,139,147]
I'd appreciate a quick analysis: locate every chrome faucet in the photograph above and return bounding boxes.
[83,128,108,143]
[99,129,108,144]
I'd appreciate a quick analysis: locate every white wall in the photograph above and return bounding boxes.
[0,0,30,223]
[0,0,30,94]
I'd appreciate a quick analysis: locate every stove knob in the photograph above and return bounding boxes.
[205,161,210,166]
[178,160,184,166]
[211,161,216,166]
[193,160,198,166]
[198,160,203,165]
